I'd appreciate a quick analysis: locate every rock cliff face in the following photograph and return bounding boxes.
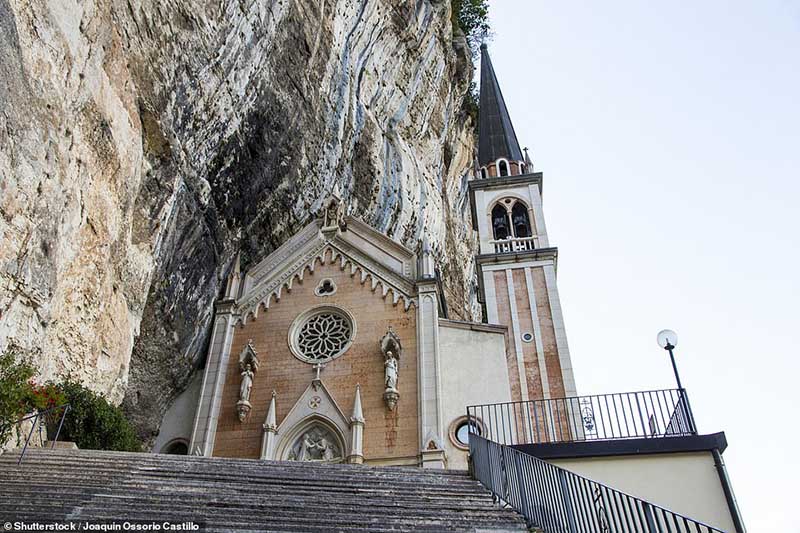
[0,0,477,444]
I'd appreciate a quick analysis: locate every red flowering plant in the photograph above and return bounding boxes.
[0,348,38,444]
[29,382,67,414]
[0,346,68,445]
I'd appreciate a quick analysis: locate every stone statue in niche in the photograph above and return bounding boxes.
[239,363,254,403]
[381,328,402,410]
[318,436,336,461]
[236,340,260,422]
[384,352,398,391]
[298,434,315,461]
[287,426,342,462]
[321,187,347,231]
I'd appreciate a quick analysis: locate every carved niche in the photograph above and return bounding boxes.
[236,340,260,422]
[320,188,347,232]
[380,328,402,410]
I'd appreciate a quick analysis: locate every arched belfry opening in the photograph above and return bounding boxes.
[491,204,511,240]
[511,202,532,238]
[497,159,510,177]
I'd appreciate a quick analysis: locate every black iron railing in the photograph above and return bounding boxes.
[470,433,724,532]
[467,389,695,446]
[0,404,71,465]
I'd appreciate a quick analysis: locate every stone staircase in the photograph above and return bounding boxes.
[0,448,528,532]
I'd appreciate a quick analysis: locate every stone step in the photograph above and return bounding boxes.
[2,502,523,528]
[2,500,526,530]
[0,483,506,512]
[0,471,487,501]
[3,448,471,478]
[0,451,477,486]
[0,449,527,532]
[4,511,524,533]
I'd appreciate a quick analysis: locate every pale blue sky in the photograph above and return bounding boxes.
[488,1,799,531]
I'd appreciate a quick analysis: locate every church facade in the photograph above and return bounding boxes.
[167,45,576,470]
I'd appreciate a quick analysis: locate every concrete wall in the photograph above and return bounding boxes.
[438,320,511,470]
[153,372,203,453]
[551,451,736,532]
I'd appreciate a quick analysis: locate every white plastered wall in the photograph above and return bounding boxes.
[551,452,736,532]
[152,372,203,453]
[438,321,512,470]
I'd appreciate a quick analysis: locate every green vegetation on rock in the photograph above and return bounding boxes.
[55,379,142,452]
[452,0,491,55]
[0,348,38,444]
[452,0,490,130]
[0,346,141,451]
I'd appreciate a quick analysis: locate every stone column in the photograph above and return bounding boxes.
[189,299,237,456]
[416,277,446,469]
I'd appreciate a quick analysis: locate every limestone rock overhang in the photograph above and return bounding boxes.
[229,216,419,325]
[474,247,558,304]
[467,172,543,228]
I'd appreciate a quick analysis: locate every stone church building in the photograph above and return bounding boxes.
[157,45,576,470]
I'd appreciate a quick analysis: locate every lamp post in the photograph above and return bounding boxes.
[656,329,683,391]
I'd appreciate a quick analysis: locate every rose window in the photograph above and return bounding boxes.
[291,307,354,363]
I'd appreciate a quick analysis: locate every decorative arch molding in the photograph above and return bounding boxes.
[235,245,417,327]
[484,192,532,216]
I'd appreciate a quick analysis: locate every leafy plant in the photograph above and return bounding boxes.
[464,80,480,132]
[55,379,142,452]
[0,348,37,444]
[452,0,491,56]
[452,0,490,130]
[29,382,66,411]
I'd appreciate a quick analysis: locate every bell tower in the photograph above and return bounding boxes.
[469,44,577,403]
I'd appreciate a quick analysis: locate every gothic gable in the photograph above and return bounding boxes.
[275,379,351,451]
[233,217,418,325]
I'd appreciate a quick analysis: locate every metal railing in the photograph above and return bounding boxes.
[0,404,71,465]
[491,236,537,254]
[467,389,695,446]
[470,433,724,532]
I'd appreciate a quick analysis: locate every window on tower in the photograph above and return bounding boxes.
[497,159,510,177]
[511,202,532,238]
[491,205,511,240]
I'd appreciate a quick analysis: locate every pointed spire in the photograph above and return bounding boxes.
[478,44,524,167]
[264,391,277,431]
[351,384,364,424]
[524,147,533,172]
[224,252,242,299]
[419,234,435,279]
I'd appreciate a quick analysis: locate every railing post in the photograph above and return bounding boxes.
[51,405,70,449]
[18,412,40,466]
[558,469,579,533]
[642,502,657,531]
[680,388,697,434]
